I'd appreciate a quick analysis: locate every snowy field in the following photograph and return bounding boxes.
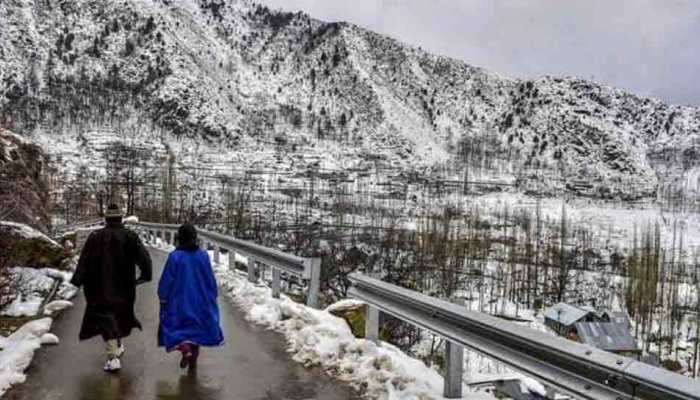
[469,191,700,250]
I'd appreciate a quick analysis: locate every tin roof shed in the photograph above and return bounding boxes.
[543,303,593,327]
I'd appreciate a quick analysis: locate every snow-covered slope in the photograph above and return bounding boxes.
[1,0,699,199]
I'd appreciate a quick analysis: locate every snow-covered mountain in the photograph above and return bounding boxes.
[2,0,700,199]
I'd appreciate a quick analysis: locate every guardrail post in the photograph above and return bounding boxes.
[444,298,464,398]
[228,250,235,270]
[305,258,321,308]
[159,230,165,246]
[444,340,464,398]
[271,267,281,298]
[365,305,379,342]
[213,244,220,264]
[247,257,257,283]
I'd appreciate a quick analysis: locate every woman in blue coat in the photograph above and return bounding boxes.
[158,224,224,368]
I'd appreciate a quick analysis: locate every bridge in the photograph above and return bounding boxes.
[6,221,700,399]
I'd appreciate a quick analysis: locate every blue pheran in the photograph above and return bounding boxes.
[158,249,224,350]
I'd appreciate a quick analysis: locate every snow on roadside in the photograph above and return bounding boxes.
[39,333,59,346]
[0,318,53,396]
[0,268,75,393]
[47,266,79,302]
[1,267,76,318]
[2,268,54,317]
[209,257,494,399]
[1,296,43,319]
[42,300,73,316]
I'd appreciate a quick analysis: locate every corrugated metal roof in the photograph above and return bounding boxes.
[543,303,592,326]
[575,322,639,352]
[603,311,631,328]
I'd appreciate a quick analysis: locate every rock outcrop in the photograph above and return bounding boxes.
[0,129,51,232]
[0,222,68,271]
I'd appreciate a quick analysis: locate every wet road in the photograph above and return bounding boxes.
[7,249,356,400]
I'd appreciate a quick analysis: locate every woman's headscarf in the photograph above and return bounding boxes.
[176,224,199,252]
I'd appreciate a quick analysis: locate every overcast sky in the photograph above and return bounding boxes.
[257,0,700,106]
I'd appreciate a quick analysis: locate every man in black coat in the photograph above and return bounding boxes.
[71,204,152,372]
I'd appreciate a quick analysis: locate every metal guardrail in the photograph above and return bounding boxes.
[348,273,700,400]
[129,221,322,308]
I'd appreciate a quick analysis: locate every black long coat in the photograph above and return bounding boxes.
[71,222,152,341]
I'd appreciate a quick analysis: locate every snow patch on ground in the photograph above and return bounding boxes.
[2,268,53,317]
[2,296,43,319]
[39,333,59,346]
[0,318,53,396]
[325,299,365,313]
[42,300,73,316]
[215,265,442,398]
[2,267,76,317]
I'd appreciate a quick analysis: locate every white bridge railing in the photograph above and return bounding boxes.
[129,221,322,308]
[80,220,699,400]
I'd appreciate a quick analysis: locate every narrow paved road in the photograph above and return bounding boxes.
[7,249,356,400]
